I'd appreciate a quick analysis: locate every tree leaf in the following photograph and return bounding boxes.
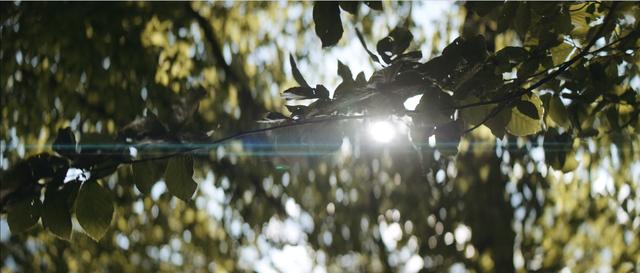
[42,185,75,240]
[435,121,463,156]
[459,97,512,138]
[282,87,316,100]
[75,180,114,241]
[132,160,166,194]
[8,197,41,233]
[517,60,539,80]
[289,54,309,88]
[355,72,367,85]
[376,26,413,63]
[515,100,540,119]
[52,127,77,159]
[460,35,488,64]
[338,1,358,14]
[337,61,353,82]
[315,84,330,99]
[484,107,513,139]
[164,155,197,201]
[550,42,575,66]
[507,95,544,136]
[548,95,571,127]
[313,2,343,47]
[495,46,529,69]
[264,112,290,121]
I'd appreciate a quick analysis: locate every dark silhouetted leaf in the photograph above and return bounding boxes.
[282,87,316,100]
[7,197,41,233]
[460,35,488,64]
[75,180,114,241]
[496,46,529,64]
[53,127,77,159]
[120,111,168,141]
[42,185,75,240]
[313,2,343,47]
[285,105,308,116]
[315,84,330,99]
[517,60,539,79]
[289,54,310,88]
[132,160,167,194]
[507,95,543,136]
[364,1,382,10]
[377,26,413,63]
[339,1,358,14]
[355,72,367,85]
[337,61,353,82]
[435,121,463,156]
[377,37,394,63]
[265,112,290,121]
[164,155,197,201]
[516,100,540,119]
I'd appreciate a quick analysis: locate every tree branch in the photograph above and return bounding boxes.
[459,2,621,133]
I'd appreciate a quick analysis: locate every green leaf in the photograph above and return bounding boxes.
[42,185,74,240]
[550,42,575,66]
[75,180,114,241]
[289,54,309,88]
[313,2,343,47]
[164,155,197,201]
[8,197,41,233]
[507,94,544,136]
[132,160,167,194]
[484,107,512,139]
[515,100,540,119]
[548,95,571,127]
[459,97,495,126]
[459,97,512,138]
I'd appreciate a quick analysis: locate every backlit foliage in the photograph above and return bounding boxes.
[1,2,639,273]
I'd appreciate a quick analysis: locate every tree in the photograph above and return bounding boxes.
[1,1,639,272]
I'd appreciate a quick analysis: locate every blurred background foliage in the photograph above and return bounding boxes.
[1,1,639,273]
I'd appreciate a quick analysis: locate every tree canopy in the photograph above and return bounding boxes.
[1,1,639,273]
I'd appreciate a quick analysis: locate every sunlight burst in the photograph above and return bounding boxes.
[368,121,397,143]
